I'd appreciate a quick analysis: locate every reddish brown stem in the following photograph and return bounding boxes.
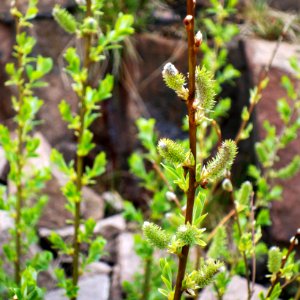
[173,1,197,299]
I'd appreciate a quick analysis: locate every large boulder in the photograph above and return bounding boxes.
[244,38,300,243]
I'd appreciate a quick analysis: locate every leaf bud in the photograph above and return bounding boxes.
[222,178,233,192]
[195,31,203,47]
[166,191,177,201]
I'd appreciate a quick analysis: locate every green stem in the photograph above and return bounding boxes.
[71,0,92,298]
[173,1,197,299]
[14,10,25,286]
[143,257,153,300]
[230,192,252,300]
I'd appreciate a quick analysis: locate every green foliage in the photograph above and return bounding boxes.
[50,1,134,299]
[10,267,44,300]
[208,227,229,260]
[0,0,53,295]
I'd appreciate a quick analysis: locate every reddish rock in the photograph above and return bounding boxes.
[244,38,300,243]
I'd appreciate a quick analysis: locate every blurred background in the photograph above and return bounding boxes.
[0,0,300,299]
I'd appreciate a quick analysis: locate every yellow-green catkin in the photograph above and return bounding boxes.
[162,63,188,100]
[176,223,206,247]
[195,66,216,112]
[236,181,253,206]
[53,5,77,34]
[203,140,238,181]
[158,138,188,165]
[196,259,223,288]
[267,247,282,274]
[143,222,170,250]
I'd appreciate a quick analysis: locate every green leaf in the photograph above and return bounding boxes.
[64,47,81,75]
[97,74,114,101]
[51,149,73,176]
[270,283,282,300]
[256,209,271,226]
[59,100,74,124]
[122,201,143,224]
[85,152,106,180]
[281,75,296,100]
[86,237,106,264]
[62,180,80,203]
[114,13,134,36]
[28,251,53,272]
[49,232,69,253]
[36,56,53,76]
[277,98,291,123]
[77,129,95,156]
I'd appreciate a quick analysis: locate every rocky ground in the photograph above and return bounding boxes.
[0,0,300,299]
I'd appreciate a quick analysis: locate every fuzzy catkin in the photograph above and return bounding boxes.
[196,259,223,288]
[207,227,228,259]
[204,140,237,181]
[158,138,187,165]
[162,63,188,100]
[267,247,282,274]
[143,222,170,250]
[195,66,216,111]
[53,5,77,34]
[236,181,253,206]
[176,223,205,247]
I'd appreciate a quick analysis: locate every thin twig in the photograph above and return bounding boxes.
[250,193,256,296]
[206,209,235,243]
[230,192,252,300]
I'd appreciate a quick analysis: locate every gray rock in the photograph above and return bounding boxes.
[198,275,267,300]
[244,38,300,76]
[109,265,122,300]
[102,191,124,213]
[39,214,126,240]
[85,261,112,276]
[0,146,9,183]
[117,232,141,284]
[45,274,110,300]
[24,132,105,229]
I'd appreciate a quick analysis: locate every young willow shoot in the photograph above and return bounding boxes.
[142,1,238,298]
[50,2,134,299]
[0,0,53,297]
